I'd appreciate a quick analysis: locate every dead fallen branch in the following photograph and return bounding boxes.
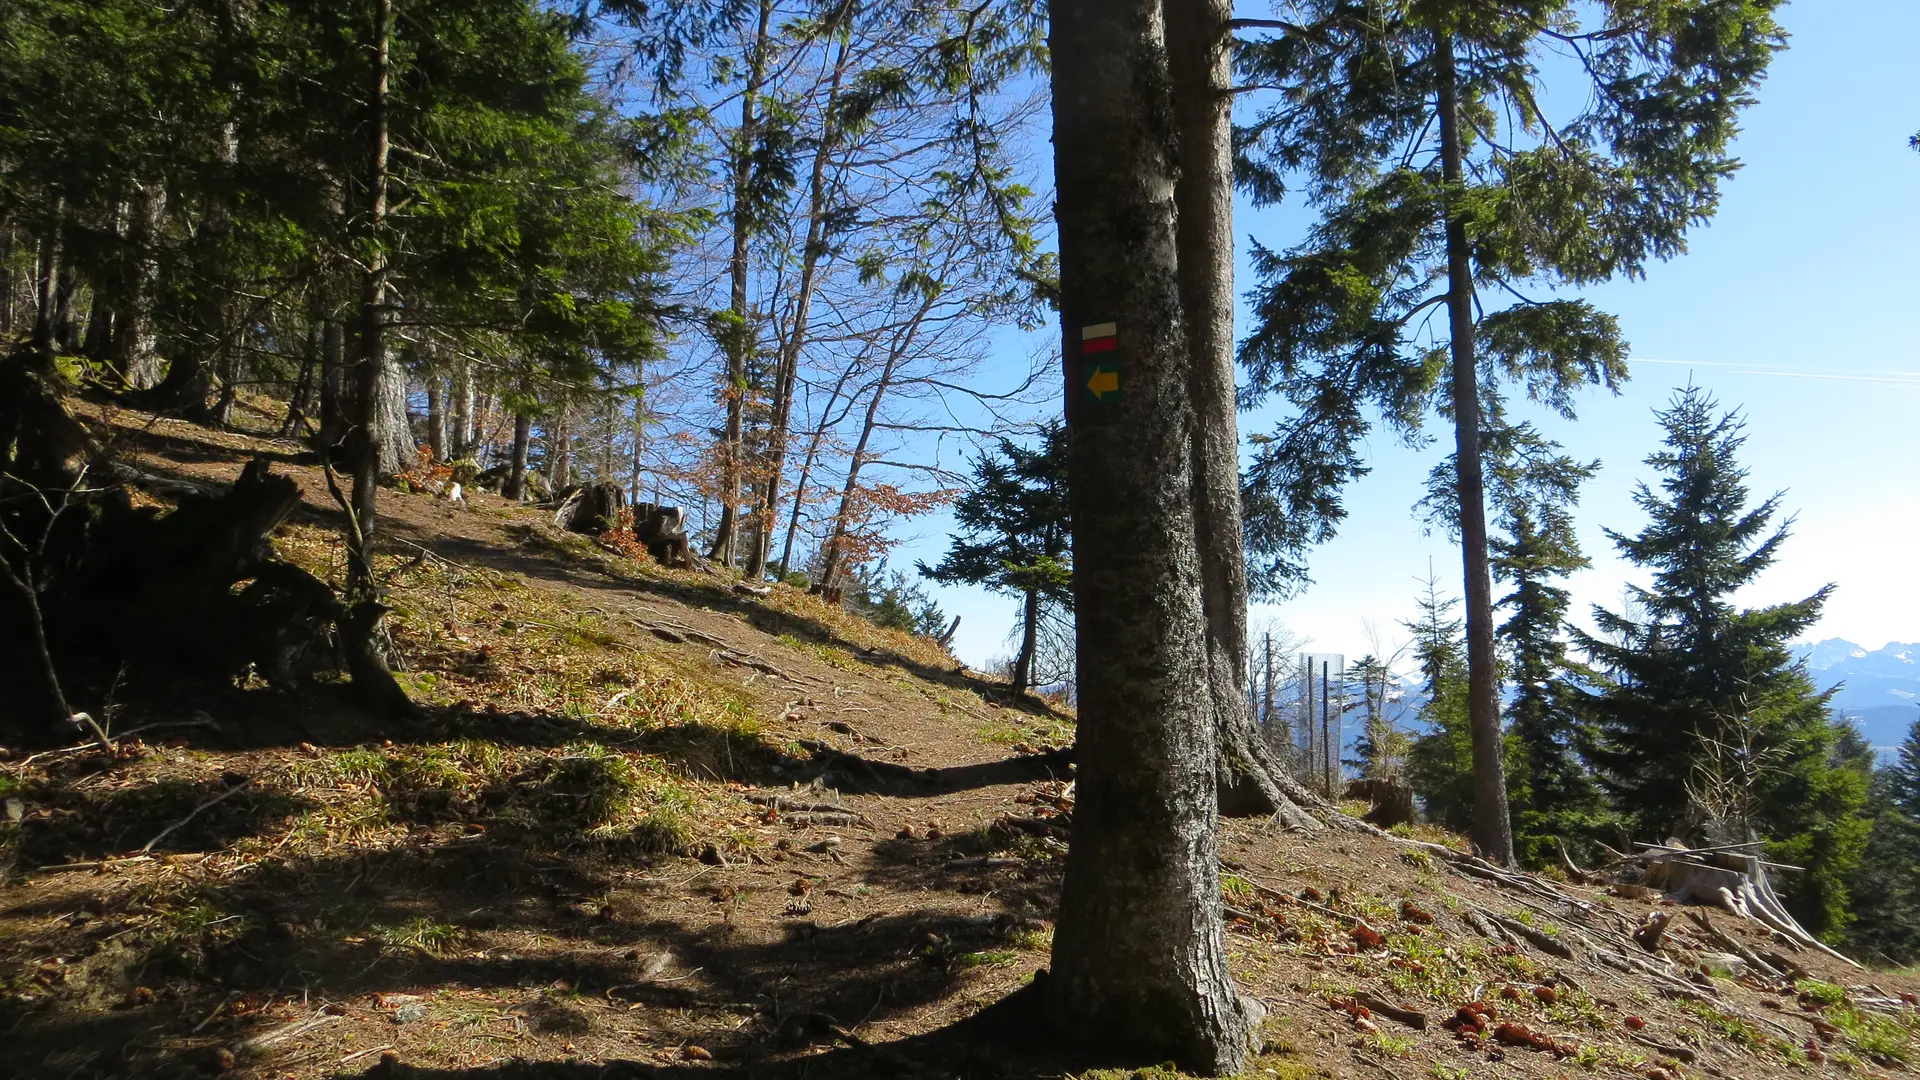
[712,648,803,682]
[1355,993,1428,1030]
[1684,911,1783,979]
[29,855,158,875]
[779,812,866,828]
[1463,909,1511,944]
[635,618,730,649]
[240,1009,342,1051]
[744,792,868,822]
[140,779,252,853]
[1628,1033,1696,1064]
[1486,912,1579,961]
[994,814,1071,841]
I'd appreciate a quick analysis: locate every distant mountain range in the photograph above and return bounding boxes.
[1317,638,1919,761]
[1797,639,1920,757]
[1282,638,1912,764]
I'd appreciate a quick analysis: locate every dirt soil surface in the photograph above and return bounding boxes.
[2,400,1917,1080]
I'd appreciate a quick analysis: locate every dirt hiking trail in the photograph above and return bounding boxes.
[2,401,1916,1080]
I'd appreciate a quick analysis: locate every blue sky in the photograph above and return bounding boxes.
[906,0,1920,673]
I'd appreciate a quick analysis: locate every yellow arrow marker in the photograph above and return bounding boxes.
[1086,365,1120,401]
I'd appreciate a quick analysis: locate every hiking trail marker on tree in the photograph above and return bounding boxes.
[1080,321,1121,404]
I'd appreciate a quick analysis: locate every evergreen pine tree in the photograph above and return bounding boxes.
[1845,717,1920,965]
[1578,387,1864,934]
[1405,576,1476,833]
[1347,654,1410,782]
[1496,502,1609,867]
[920,421,1071,695]
[1425,420,1609,866]
[1233,0,1786,866]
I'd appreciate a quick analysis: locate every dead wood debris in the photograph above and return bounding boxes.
[1485,912,1579,961]
[139,778,253,853]
[1355,992,1428,1030]
[993,814,1070,841]
[744,792,869,824]
[1629,1033,1698,1063]
[1632,910,1673,952]
[1685,910,1784,979]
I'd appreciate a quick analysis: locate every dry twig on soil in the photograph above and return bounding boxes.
[140,779,253,853]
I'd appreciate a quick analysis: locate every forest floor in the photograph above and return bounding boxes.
[2,399,1918,1080]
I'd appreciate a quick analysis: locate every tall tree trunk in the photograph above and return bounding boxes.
[744,31,851,581]
[112,182,166,388]
[369,347,413,476]
[281,314,321,437]
[1436,33,1514,867]
[82,205,116,360]
[31,213,59,355]
[708,0,774,567]
[82,292,113,359]
[548,403,571,494]
[335,0,414,722]
[505,412,533,501]
[50,265,79,353]
[1012,587,1039,695]
[1,223,13,336]
[426,376,446,462]
[212,348,239,425]
[450,355,473,459]
[599,392,616,479]
[473,392,494,465]
[347,0,395,601]
[148,115,239,415]
[628,393,646,498]
[317,318,348,454]
[1042,0,1259,1070]
[1165,0,1289,819]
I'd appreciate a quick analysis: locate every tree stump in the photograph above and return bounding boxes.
[1345,777,1416,828]
[553,481,624,536]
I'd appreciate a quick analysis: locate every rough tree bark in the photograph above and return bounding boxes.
[345,0,393,580]
[316,318,348,454]
[1012,587,1039,696]
[426,375,446,462]
[548,404,571,494]
[505,412,533,501]
[82,262,114,360]
[707,0,775,567]
[339,0,416,722]
[1042,0,1260,1071]
[31,213,59,354]
[111,181,165,388]
[450,355,474,459]
[1166,0,1276,819]
[51,264,79,353]
[368,346,414,477]
[1436,33,1515,867]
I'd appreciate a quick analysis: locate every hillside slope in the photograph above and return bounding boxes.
[2,402,1917,1080]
